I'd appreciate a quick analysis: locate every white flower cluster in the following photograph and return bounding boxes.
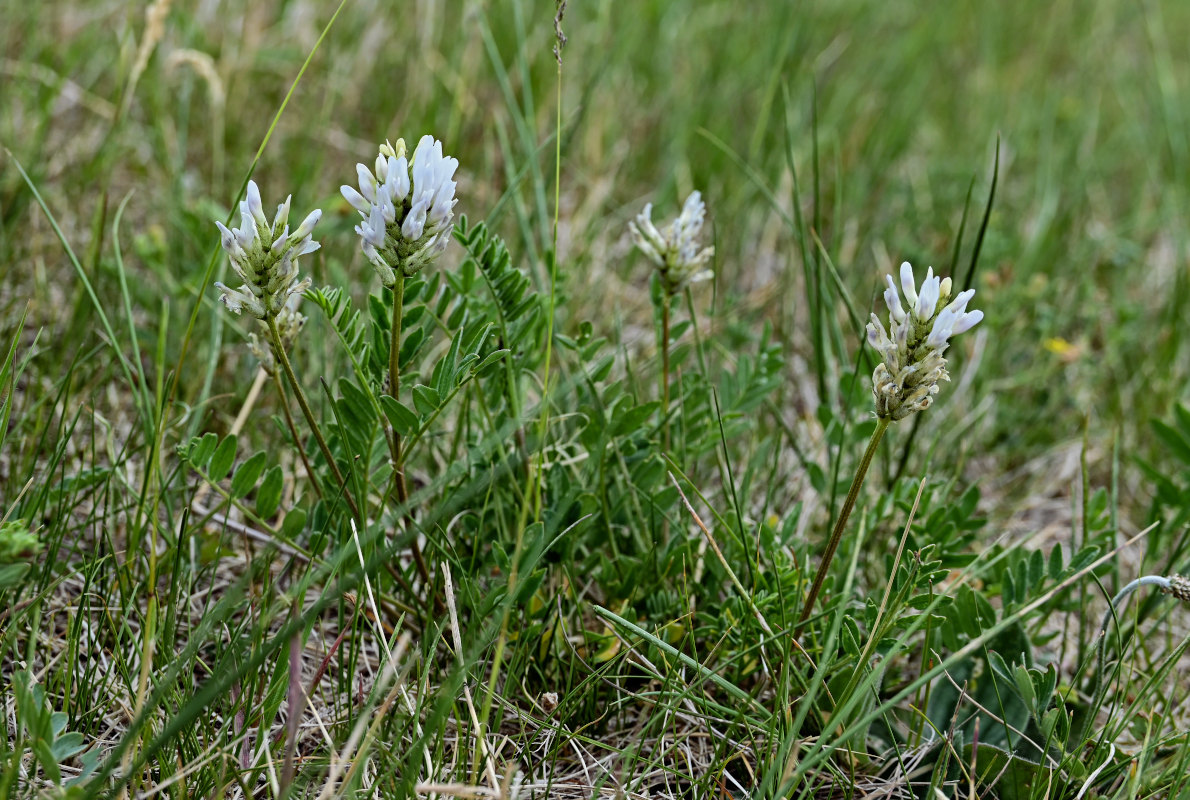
[342,135,459,287]
[214,180,320,320]
[629,190,715,295]
[866,261,983,421]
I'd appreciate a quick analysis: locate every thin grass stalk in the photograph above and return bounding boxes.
[271,372,321,502]
[479,29,567,760]
[796,417,890,631]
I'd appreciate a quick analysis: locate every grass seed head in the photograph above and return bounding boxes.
[1162,574,1190,603]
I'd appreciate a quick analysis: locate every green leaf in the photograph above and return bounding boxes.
[412,384,441,416]
[34,740,61,782]
[51,731,87,761]
[281,508,307,540]
[1047,543,1064,580]
[1013,664,1037,715]
[399,327,427,370]
[474,349,510,373]
[208,435,238,483]
[612,401,660,437]
[1174,403,1190,442]
[1152,419,1190,465]
[230,452,268,499]
[0,562,30,591]
[256,466,284,519]
[379,395,420,436]
[188,432,218,468]
[434,329,465,395]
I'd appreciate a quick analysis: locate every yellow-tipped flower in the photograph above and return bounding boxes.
[866,261,983,421]
[341,135,459,286]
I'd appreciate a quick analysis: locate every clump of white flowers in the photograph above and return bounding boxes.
[248,299,306,375]
[866,261,983,421]
[629,191,715,295]
[342,135,459,287]
[214,180,320,320]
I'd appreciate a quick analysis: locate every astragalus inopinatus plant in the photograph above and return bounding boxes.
[866,261,983,421]
[798,260,983,627]
[341,135,459,287]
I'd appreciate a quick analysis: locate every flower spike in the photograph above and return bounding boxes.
[342,135,459,287]
[213,180,318,321]
[628,191,715,295]
[865,261,983,421]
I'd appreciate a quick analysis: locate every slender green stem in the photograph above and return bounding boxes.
[388,276,408,498]
[386,276,432,590]
[660,295,671,454]
[796,416,890,632]
[267,318,361,523]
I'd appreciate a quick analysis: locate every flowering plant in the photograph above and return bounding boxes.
[629,190,714,295]
[866,262,983,421]
[214,180,320,320]
[342,135,459,287]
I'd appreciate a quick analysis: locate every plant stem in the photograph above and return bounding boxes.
[660,295,671,454]
[387,277,432,590]
[796,416,890,632]
[388,276,409,505]
[267,318,361,523]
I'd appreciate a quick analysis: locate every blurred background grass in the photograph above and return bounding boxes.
[5,0,1189,507]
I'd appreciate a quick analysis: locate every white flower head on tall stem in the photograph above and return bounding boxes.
[341,135,459,287]
[214,180,319,321]
[629,190,715,295]
[866,261,983,421]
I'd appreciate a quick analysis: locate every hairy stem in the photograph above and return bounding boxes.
[388,276,408,501]
[796,416,890,632]
[661,296,671,454]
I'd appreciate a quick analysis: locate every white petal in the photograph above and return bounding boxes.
[215,221,237,253]
[273,196,292,232]
[390,156,411,202]
[944,288,976,316]
[899,261,918,308]
[245,181,269,230]
[926,308,957,349]
[402,199,428,240]
[917,267,940,319]
[341,185,371,216]
[291,209,321,241]
[883,275,907,323]
[951,309,984,335]
[356,163,378,204]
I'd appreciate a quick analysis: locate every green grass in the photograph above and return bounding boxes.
[3,0,1190,797]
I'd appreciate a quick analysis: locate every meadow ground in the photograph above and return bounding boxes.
[4,0,1190,797]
